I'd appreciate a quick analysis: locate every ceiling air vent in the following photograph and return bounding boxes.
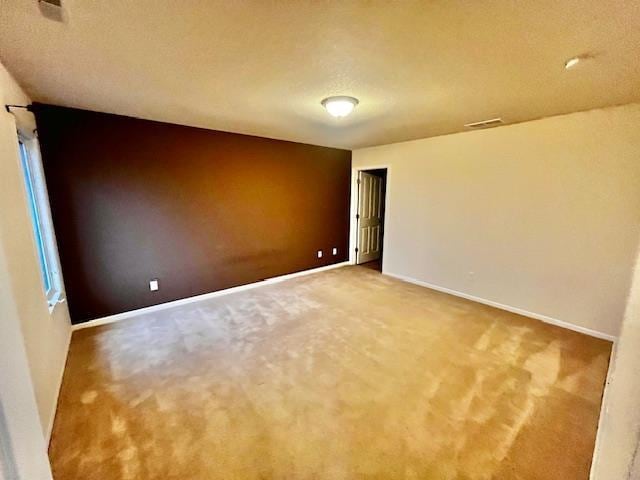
[38,0,65,23]
[464,118,504,129]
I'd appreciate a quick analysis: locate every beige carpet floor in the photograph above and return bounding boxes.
[49,266,611,480]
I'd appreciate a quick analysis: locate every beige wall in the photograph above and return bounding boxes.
[0,62,72,439]
[353,104,640,337]
[0,242,53,479]
[591,245,640,478]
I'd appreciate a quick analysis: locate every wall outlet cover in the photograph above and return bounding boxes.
[317,250,323,258]
[332,247,338,255]
[149,279,159,291]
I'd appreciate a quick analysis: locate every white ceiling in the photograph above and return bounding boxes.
[1,0,639,149]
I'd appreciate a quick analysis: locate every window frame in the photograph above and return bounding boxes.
[17,134,63,311]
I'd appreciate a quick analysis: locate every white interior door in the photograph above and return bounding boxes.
[357,171,383,264]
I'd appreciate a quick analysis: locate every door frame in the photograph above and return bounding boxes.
[349,165,391,270]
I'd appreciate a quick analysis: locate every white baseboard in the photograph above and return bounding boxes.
[73,262,616,340]
[384,271,616,342]
[46,326,71,444]
[72,262,350,331]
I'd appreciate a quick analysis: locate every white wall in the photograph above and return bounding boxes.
[0,62,72,440]
[591,245,640,479]
[354,104,640,337]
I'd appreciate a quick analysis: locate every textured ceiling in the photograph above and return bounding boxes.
[1,0,639,149]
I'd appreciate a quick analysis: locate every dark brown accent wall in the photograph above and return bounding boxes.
[35,104,351,324]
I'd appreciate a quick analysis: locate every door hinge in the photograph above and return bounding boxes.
[356,213,360,220]
[355,247,359,253]
[357,179,361,185]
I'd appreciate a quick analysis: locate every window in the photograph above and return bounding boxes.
[18,136,62,309]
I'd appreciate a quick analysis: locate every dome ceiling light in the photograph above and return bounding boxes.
[564,56,581,69]
[321,96,359,118]
[564,54,593,70]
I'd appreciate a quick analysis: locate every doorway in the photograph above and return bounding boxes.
[356,168,387,271]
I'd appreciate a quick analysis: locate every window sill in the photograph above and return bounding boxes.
[48,291,65,314]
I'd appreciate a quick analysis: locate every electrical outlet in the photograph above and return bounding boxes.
[317,250,323,258]
[149,279,159,291]
[332,247,338,255]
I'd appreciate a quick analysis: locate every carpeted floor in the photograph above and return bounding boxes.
[49,266,611,480]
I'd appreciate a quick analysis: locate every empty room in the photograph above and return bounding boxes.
[1,1,640,479]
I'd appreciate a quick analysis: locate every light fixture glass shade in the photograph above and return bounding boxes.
[321,96,359,117]
[564,57,581,69]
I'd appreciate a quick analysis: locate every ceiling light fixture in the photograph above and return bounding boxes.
[564,56,583,70]
[464,118,504,129]
[321,96,359,118]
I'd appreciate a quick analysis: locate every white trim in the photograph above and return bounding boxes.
[589,342,618,479]
[46,327,71,444]
[384,271,617,342]
[349,164,391,267]
[72,262,350,331]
